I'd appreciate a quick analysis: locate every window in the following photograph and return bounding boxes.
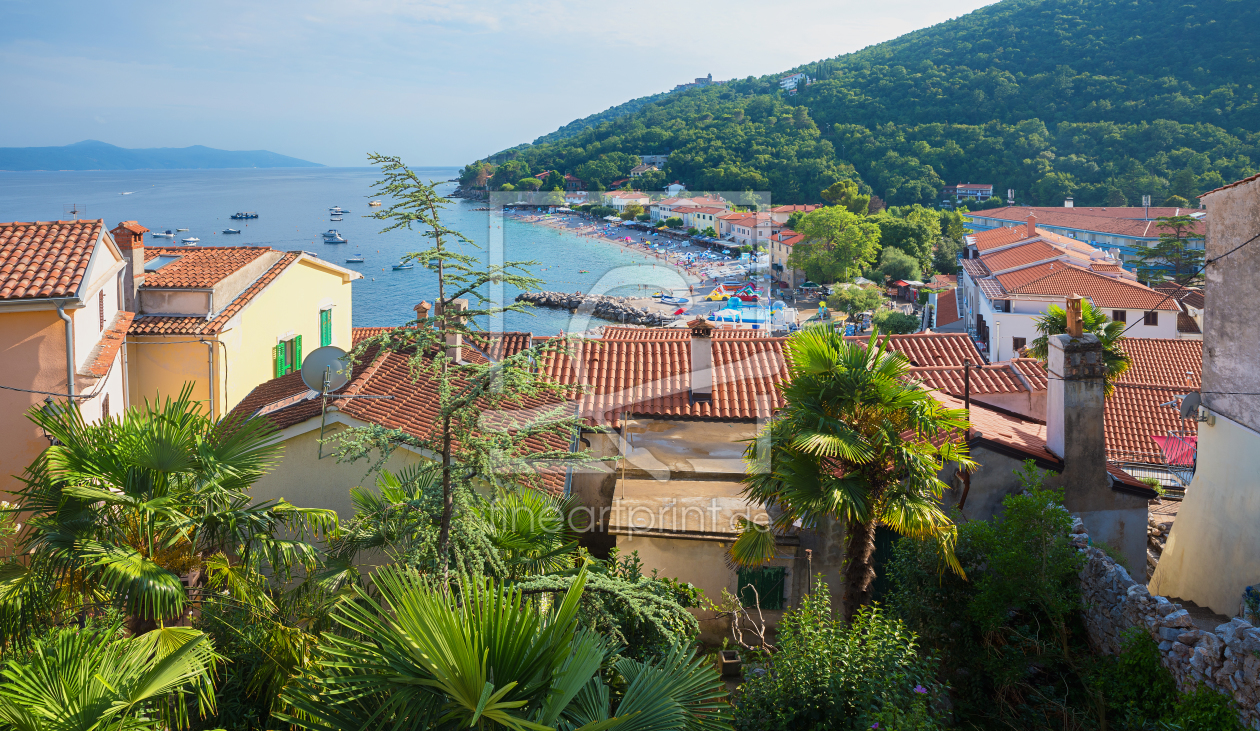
[1013,336,1027,352]
[995,300,1011,313]
[274,335,303,377]
[1143,311,1159,326]
[736,566,786,610]
[320,308,333,347]
[1111,310,1127,323]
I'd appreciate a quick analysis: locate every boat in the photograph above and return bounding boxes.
[222,228,241,234]
[152,230,175,239]
[181,237,200,244]
[231,212,259,220]
[392,262,415,270]
[345,256,365,263]
[369,200,382,206]
[324,234,347,244]
[329,206,350,215]
[330,216,343,222]
[176,228,189,232]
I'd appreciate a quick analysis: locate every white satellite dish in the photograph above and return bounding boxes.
[1179,392,1202,421]
[301,346,351,394]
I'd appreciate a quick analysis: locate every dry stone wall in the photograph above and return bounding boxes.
[1072,517,1260,729]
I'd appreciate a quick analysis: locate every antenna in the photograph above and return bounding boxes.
[1178,392,1202,421]
[301,346,351,394]
[63,204,85,220]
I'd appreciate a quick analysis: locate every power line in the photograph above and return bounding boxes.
[0,383,93,400]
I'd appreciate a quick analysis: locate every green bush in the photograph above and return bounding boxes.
[1167,685,1246,730]
[1092,628,1177,728]
[733,578,945,731]
[871,308,919,334]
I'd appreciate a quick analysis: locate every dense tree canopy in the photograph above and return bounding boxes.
[463,0,1258,207]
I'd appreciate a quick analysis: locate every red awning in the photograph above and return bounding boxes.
[1151,435,1197,466]
[892,280,910,287]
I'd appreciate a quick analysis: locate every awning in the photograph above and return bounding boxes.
[1151,435,1197,466]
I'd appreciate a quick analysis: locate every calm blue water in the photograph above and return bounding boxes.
[0,167,691,333]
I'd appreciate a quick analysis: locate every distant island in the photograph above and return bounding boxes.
[0,140,323,171]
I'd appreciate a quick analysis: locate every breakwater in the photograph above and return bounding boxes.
[516,291,676,326]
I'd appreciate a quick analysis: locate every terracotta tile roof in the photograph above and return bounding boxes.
[845,332,983,367]
[353,327,396,345]
[930,274,957,287]
[599,326,768,341]
[85,311,135,378]
[931,391,1056,464]
[475,331,534,360]
[686,207,727,215]
[980,240,1063,272]
[0,219,103,300]
[994,262,1179,310]
[935,288,959,327]
[1200,172,1260,198]
[1152,283,1205,310]
[910,363,1027,396]
[967,208,1203,240]
[966,225,1030,252]
[770,205,820,213]
[771,230,805,246]
[1114,338,1201,388]
[1177,313,1201,334]
[117,221,150,235]
[1089,262,1123,274]
[142,246,272,288]
[129,253,300,335]
[232,338,572,494]
[1011,358,1048,389]
[1107,383,1198,462]
[960,258,990,278]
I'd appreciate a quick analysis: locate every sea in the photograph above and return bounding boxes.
[0,167,692,334]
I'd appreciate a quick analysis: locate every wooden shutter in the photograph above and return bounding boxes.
[736,567,786,610]
[274,343,285,378]
[320,309,332,347]
[294,335,303,369]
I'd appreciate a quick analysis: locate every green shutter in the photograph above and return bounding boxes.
[737,567,786,610]
[274,343,284,378]
[294,335,303,370]
[320,309,332,347]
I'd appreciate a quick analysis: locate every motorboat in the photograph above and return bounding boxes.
[392,262,415,270]
[329,206,350,215]
[330,216,343,222]
[324,234,348,244]
[369,200,382,207]
[181,237,200,244]
[231,212,259,220]
[176,228,189,232]
[222,228,241,234]
[152,230,175,239]
[345,256,365,263]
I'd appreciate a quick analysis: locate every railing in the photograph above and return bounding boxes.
[1108,450,1194,499]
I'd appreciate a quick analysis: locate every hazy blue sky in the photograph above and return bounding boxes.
[1,0,995,167]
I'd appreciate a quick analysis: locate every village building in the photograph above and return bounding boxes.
[942,183,995,202]
[957,215,1181,361]
[629,164,659,178]
[681,206,726,232]
[602,190,651,214]
[1151,172,1260,616]
[123,233,361,420]
[769,204,820,225]
[0,219,133,497]
[716,211,774,247]
[767,228,806,289]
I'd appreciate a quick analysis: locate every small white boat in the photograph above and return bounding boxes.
[152,230,175,239]
[369,200,382,207]
[222,228,241,234]
[322,229,347,243]
[392,262,415,270]
[330,216,343,222]
[176,228,189,232]
[345,256,365,263]
[182,237,200,244]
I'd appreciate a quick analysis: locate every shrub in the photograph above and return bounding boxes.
[733,578,945,731]
[871,308,919,333]
[1168,685,1246,730]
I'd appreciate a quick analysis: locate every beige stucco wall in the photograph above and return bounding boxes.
[0,308,73,499]
[126,338,214,415]
[1150,411,1260,615]
[249,421,429,520]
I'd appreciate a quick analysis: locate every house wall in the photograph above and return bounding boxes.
[126,338,213,414]
[0,308,75,498]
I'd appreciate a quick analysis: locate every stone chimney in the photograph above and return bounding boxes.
[1025,213,1038,238]
[1046,330,1106,486]
[110,221,147,311]
[688,317,714,403]
[435,298,469,362]
[414,300,431,323]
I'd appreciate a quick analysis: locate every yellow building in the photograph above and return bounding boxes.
[120,225,361,419]
[0,220,133,497]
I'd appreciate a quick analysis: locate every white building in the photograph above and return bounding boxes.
[958,216,1180,362]
[779,73,806,90]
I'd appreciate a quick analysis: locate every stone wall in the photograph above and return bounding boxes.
[1073,517,1260,729]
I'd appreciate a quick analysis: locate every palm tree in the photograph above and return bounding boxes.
[1028,302,1131,397]
[0,625,217,731]
[278,565,731,731]
[731,327,974,622]
[0,386,337,644]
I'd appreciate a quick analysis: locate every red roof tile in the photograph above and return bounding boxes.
[846,332,983,367]
[1107,383,1198,462]
[1152,283,1205,310]
[910,363,1026,396]
[1011,358,1048,389]
[0,219,103,300]
[117,221,150,234]
[1114,338,1201,388]
[967,208,1203,240]
[353,327,396,345]
[995,262,1179,310]
[967,225,1030,252]
[142,246,271,288]
[935,288,959,327]
[85,311,135,378]
[980,240,1064,272]
[129,253,300,335]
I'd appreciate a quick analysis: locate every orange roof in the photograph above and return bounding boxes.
[770,204,820,213]
[935,288,959,326]
[845,332,983,367]
[995,263,1179,310]
[142,246,272,289]
[967,225,1030,252]
[117,221,150,234]
[979,240,1065,272]
[1201,172,1260,198]
[687,207,727,215]
[86,311,135,378]
[0,219,104,300]
[129,253,300,335]
[968,208,1203,240]
[1151,283,1204,310]
[1011,358,1048,389]
[1114,338,1201,388]
[910,363,1027,396]
[352,327,396,345]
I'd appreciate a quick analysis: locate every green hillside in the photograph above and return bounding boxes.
[464,0,1259,207]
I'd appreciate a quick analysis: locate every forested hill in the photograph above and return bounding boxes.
[464,0,1260,208]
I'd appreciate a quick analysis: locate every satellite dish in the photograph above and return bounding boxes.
[301,346,351,394]
[1179,392,1202,421]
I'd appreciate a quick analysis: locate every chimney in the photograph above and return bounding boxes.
[688,317,714,403]
[1045,331,1105,478]
[1025,213,1037,238]
[435,298,469,362]
[1064,197,1074,208]
[414,300,431,323]
[110,221,146,311]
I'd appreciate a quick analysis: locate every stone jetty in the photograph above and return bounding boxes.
[515,291,676,326]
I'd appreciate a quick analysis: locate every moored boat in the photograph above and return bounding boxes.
[152,230,175,239]
[181,237,200,244]
[230,212,259,220]
[392,262,415,270]
[222,228,241,234]
[345,256,365,263]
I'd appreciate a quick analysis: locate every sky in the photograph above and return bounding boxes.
[0,0,997,168]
